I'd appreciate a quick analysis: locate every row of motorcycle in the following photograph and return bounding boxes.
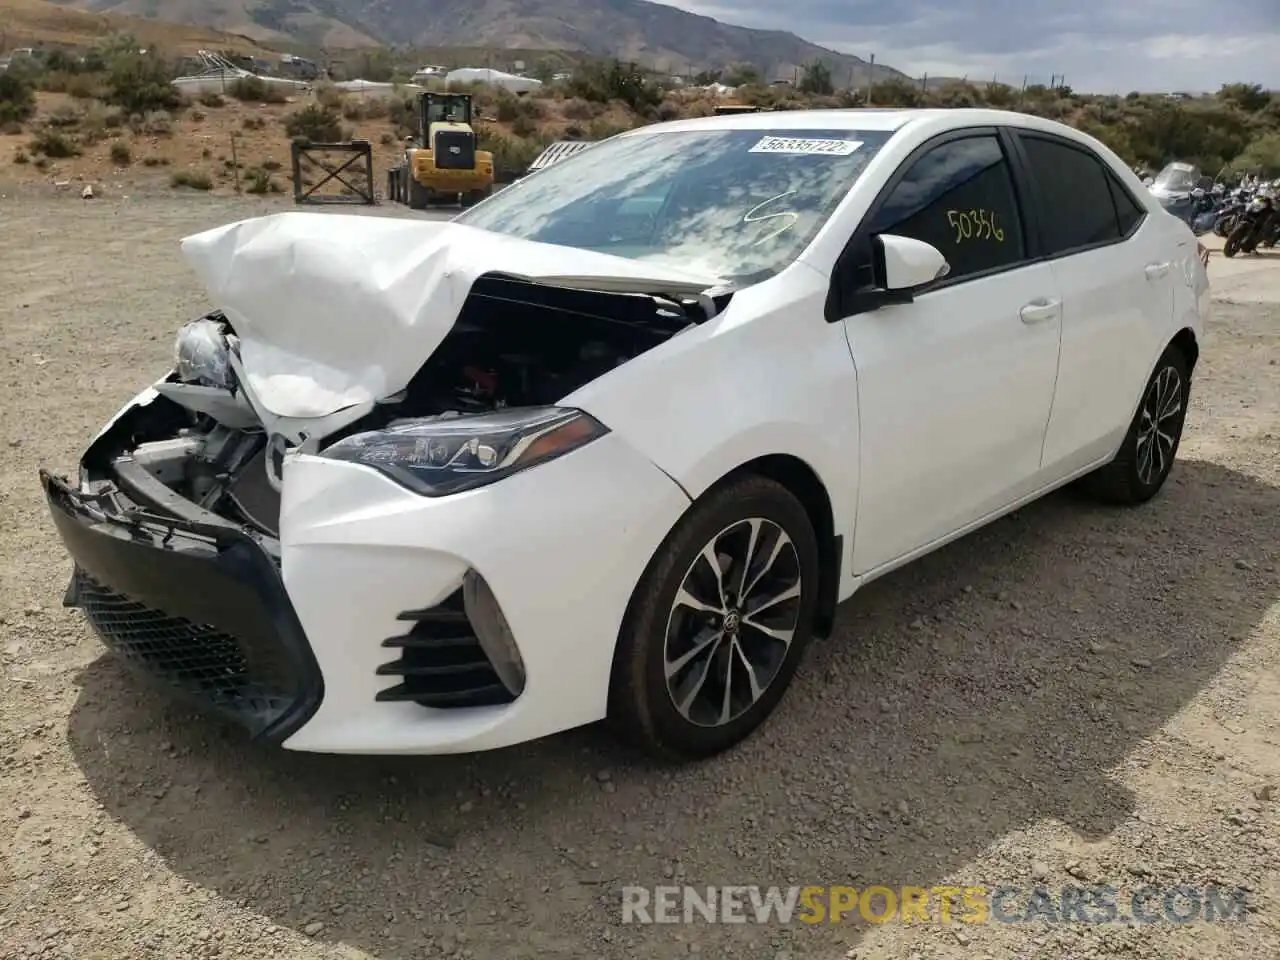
[1145,162,1279,257]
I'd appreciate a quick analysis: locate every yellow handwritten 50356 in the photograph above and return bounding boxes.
[946,209,1005,243]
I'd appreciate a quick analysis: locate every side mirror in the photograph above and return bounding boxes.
[876,233,950,292]
[826,233,951,321]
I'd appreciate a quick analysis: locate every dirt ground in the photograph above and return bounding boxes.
[1,196,1278,960]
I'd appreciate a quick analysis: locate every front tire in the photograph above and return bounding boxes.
[1079,343,1190,505]
[1224,222,1251,258]
[408,178,432,210]
[608,475,820,761]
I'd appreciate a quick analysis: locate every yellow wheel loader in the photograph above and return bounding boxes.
[398,92,495,209]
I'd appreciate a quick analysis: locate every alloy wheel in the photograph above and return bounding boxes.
[663,517,803,728]
[1135,365,1182,486]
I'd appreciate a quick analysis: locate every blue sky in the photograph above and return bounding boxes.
[657,0,1280,94]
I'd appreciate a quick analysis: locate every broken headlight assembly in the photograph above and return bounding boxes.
[173,316,235,390]
[319,407,610,496]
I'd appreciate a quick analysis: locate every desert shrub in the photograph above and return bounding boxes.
[104,51,181,114]
[228,76,286,103]
[495,94,520,122]
[171,170,213,190]
[42,49,82,74]
[928,81,981,108]
[587,118,631,140]
[142,155,170,166]
[245,166,282,193]
[655,99,682,122]
[46,104,82,128]
[567,59,661,111]
[129,110,173,135]
[561,97,601,120]
[866,79,925,108]
[284,104,343,142]
[314,82,344,110]
[38,71,100,98]
[494,93,546,123]
[510,114,537,137]
[199,91,225,108]
[340,95,387,121]
[81,102,124,134]
[109,140,131,164]
[67,74,102,99]
[0,73,36,125]
[387,95,417,137]
[1230,132,1280,176]
[798,60,833,96]
[477,130,542,174]
[28,129,80,157]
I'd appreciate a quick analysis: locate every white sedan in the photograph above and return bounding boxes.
[42,108,1209,760]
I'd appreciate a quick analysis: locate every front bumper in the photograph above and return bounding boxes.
[45,412,692,754]
[42,469,323,742]
[276,430,691,754]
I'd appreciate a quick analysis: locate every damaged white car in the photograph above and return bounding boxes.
[42,109,1209,760]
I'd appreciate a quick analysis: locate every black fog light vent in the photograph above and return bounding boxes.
[374,587,516,709]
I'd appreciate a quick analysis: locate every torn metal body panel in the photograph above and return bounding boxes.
[77,215,726,546]
[179,212,725,420]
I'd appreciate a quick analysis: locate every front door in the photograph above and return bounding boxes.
[837,132,1064,575]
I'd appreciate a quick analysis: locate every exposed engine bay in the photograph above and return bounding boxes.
[80,274,725,548]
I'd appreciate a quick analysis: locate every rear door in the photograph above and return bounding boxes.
[1010,131,1173,476]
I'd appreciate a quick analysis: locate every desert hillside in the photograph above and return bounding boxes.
[51,0,907,82]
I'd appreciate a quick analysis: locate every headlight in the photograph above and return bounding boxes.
[320,406,609,496]
[174,316,234,390]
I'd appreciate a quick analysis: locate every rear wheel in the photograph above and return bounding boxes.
[608,476,820,760]
[1079,343,1190,505]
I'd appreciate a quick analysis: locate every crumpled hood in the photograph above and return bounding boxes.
[179,211,721,419]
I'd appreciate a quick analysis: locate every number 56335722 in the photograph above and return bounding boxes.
[946,209,1005,243]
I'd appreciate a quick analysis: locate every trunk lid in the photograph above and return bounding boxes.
[179,211,722,420]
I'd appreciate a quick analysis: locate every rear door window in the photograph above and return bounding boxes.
[1017,134,1137,255]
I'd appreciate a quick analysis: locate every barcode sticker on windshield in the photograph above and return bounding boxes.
[749,136,863,156]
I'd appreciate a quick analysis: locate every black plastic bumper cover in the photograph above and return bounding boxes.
[41,468,323,743]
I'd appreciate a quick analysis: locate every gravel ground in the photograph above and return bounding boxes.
[1,196,1278,960]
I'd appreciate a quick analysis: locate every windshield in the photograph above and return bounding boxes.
[1152,162,1200,193]
[455,127,894,281]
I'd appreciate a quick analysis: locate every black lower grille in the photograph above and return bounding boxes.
[433,130,476,169]
[375,588,514,708]
[76,571,303,733]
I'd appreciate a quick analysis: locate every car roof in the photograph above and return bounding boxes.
[627,107,1092,141]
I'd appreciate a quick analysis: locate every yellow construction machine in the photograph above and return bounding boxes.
[393,92,494,209]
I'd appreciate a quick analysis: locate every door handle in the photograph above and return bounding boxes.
[1019,298,1061,324]
[1145,262,1170,280]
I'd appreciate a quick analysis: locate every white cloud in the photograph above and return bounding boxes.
[653,0,1280,93]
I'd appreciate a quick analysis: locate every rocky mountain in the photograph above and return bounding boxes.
[52,0,909,84]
